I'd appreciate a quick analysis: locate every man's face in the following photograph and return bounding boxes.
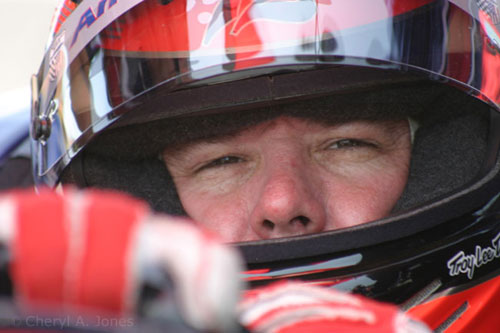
[163,116,411,242]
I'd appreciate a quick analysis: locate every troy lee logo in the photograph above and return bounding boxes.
[447,232,500,279]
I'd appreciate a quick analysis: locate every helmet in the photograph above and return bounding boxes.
[31,0,500,331]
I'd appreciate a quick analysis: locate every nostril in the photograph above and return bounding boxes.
[263,219,275,230]
[260,216,312,236]
[291,215,310,227]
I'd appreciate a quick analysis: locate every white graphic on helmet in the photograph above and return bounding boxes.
[477,0,500,24]
[202,0,319,46]
[447,232,500,279]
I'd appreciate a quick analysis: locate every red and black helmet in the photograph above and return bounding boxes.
[31,1,500,331]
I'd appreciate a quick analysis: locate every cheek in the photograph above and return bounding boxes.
[322,153,410,229]
[176,186,254,242]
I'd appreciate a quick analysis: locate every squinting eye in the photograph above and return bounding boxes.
[327,139,376,150]
[198,155,244,171]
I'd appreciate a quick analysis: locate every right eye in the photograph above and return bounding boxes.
[197,155,245,172]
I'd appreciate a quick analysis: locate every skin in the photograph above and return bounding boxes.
[163,116,411,243]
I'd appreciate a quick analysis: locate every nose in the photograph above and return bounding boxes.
[249,159,326,239]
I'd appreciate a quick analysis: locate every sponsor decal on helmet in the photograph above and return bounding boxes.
[56,0,144,64]
[71,0,118,47]
[447,232,500,279]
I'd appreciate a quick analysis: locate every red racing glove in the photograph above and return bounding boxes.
[239,281,431,333]
[0,188,244,332]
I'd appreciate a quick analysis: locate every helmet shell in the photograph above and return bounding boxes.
[31,1,500,330]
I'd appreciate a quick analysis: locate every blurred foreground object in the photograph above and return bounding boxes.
[0,188,244,332]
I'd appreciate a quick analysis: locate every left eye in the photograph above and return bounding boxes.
[327,139,376,150]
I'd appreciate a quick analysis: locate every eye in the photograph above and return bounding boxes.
[326,139,377,150]
[197,155,244,172]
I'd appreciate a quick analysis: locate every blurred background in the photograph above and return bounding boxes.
[0,0,59,116]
